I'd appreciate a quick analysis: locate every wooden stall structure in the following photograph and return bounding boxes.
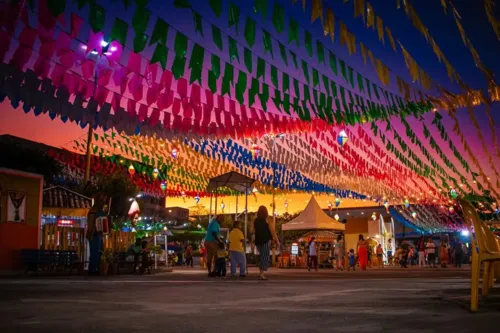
[41,224,86,259]
[103,231,136,252]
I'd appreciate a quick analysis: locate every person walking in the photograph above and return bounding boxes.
[454,239,464,268]
[440,237,449,268]
[426,237,437,268]
[376,244,384,268]
[204,215,224,277]
[185,244,194,268]
[252,206,278,280]
[334,234,345,271]
[400,239,409,268]
[228,220,246,278]
[417,236,426,267]
[357,234,368,270]
[308,237,318,271]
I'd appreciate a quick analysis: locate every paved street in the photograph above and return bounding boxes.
[0,267,499,333]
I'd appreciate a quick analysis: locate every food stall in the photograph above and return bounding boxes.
[281,196,345,268]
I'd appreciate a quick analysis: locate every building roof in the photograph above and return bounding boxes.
[43,186,91,209]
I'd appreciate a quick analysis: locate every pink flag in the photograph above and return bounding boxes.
[81,59,95,80]
[86,31,104,55]
[146,83,159,106]
[9,46,32,71]
[127,99,137,119]
[127,51,142,74]
[70,13,83,38]
[128,73,144,101]
[19,26,37,48]
[138,104,148,122]
[148,109,160,127]
[160,70,173,92]
[111,92,122,111]
[39,39,55,59]
[34,56,51,78]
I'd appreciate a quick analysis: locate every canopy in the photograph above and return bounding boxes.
[206,171,255,194]
[282,196,345,231]
[298,230,340,242]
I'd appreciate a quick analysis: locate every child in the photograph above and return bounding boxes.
[185,245,194,268]
[214,242,228,278]
[347,249,356,271]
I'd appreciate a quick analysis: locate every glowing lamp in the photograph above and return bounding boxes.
[334,214,340,221]
[449,206,454,214]
[371,213,377,221]
[337,130,348,147]
[128,164,135,175]
[461,230,469,237]
[411,211,417,219]
[152,168,159,179]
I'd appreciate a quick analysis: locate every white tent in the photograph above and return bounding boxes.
[282,196,345,231]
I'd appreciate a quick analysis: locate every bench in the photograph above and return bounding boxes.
[115,252,153,274]
[21,249,82,275]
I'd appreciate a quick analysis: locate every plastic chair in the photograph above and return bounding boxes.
[459,199,500,312]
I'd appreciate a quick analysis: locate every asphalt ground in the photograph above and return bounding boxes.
[0,267,499,333]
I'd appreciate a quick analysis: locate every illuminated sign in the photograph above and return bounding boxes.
[57,219,74,226]
[291,243,299,256]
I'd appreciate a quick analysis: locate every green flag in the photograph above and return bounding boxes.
[229,37,239,63]
[229,2,240,32]
[192,11,204,37]
[249,78,259,106]
[212,25,223,50]
[271,65,279,88]
[254,0,268,19]
[235,71,247,104]
[273,89,282,110]
[188,43,204,84]
[149,18,168,45]
[259,83,269,111]
[348,66,354,88]
[174,32,188,58]
[244,48,253,73]
[329,51,338,75]
[133,32,148,53]
[290,51,298,68]
[257,57,265,79]
[294,79,301,99]
[110,18,128,46]
[221,64,234,96]
[89,3,105,33]
[278,42,288,66]
[317,41,325,64]
[283,73,290,93]
[288,18,299,45]
[262,29,273,57]
[302,60,310,84]
[357,73,364,92]
[208,55,220,93]
[171,56,186,79]
[132,6,150,33]
[209,0,222,17]
[312,69,319,87]
[244,17,256,47]
[150,44,168,70]
[305,31,313,57]
[272,3,285,33]
[339,60,347,81]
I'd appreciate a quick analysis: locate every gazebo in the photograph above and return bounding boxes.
[282,196,346,232]
[206,171,256,245]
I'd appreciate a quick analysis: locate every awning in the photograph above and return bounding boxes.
[206,171,256,193]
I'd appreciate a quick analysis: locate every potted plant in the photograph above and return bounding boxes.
[100,249,114,276]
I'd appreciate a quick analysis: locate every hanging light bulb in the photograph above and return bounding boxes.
[128,164,135,175]
[337,130,348,147]
[152,168,159,179]
[334,214,340,221]
[171,148,179,159]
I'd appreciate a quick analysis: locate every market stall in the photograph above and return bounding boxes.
[281,196,345,268]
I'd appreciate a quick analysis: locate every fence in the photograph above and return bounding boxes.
[41,225,135,260]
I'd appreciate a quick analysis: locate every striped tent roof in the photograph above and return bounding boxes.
[43,186,91,209]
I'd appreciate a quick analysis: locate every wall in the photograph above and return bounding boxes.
[344,217,369,253]
[0,169,43,270]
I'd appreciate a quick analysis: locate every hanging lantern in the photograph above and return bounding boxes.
[221,201,225,212]
[449,206,455,214]
[194,194,200,204]
[335,197,341,207]
[328,202,333,211]
[171,148,179,159]
[450,188,457,199]
[411,211,417,219]
[371,213,377,221]
[251,143,261,158]
[404,198,410,208]
[334,214,340,221]
[152,168,159,179]
[160,181,166,191]
[337,130,348,147]
[128,164,135,175]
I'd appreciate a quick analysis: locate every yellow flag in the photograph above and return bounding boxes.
[323,8,335,41]
[440,0,447,13]
[376,16,384,44]
[354,0,365,22]
[367,49,376,68]
[366,2,375,28]
[385,27,396,51]
[360,42,367,64]
[340,21,348,48]
[311,0,323,23]
[348,32,357,55]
